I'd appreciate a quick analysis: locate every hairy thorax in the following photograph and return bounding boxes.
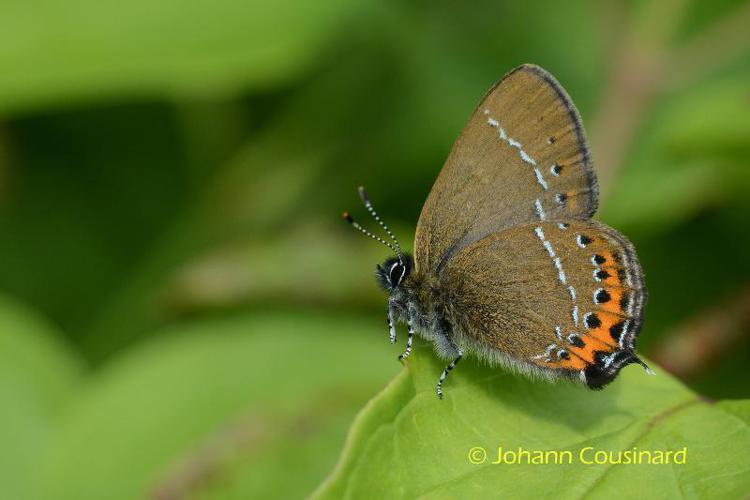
[391,271,460,360]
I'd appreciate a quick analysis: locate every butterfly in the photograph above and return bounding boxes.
[343,64,650,398]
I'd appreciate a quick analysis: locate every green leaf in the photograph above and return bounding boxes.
[660,79,750,157]
[0,295,84,500]
[162,218,404,313]
[0,0,364,115]
[33,312,399,500]
[314,341,750,499]
[602,76,750,232]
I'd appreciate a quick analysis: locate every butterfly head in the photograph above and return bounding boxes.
[343,186,412,293]
[376,254,413,291]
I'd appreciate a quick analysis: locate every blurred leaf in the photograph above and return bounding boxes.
[678,0,750,40]
[0,104,190,344]
[0,0,365,115]
[601,78,750,231]
[34,312,399,500]
[0,295,84,500]
[602,76,750,233]
[662,79,750,157]
[315,342,750,499]
[602,160,724,233]
[162,218,413,314]
[78,129,328,359]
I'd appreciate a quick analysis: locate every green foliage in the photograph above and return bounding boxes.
[0,296,83,500]
[603,77,750,233]
[0,303,398,500]
[29,313,398,500]
[315,342,750,499]
[0,0,361,114]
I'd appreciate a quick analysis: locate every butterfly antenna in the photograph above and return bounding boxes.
[357,186,404,260]
[632,354,655,375]
[342,211,399,254]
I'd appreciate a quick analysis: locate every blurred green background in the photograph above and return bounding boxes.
[0,0,749,498]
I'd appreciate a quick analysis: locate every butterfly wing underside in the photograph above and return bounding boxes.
[414,64,598,274]
[439,220,646,387]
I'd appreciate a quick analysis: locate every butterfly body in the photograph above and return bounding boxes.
[377,255,459,361]
[349,64,650,397]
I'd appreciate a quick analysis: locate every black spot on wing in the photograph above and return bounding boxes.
[584,312,601,329]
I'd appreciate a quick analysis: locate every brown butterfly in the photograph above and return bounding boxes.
[344,64,650,398]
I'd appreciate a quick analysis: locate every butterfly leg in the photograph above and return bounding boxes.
[387,302,397,343]
[398,319,414,361]
[436,347,463,399]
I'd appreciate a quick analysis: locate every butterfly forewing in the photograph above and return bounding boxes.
[439,220,646,386]
[414,64,598,273]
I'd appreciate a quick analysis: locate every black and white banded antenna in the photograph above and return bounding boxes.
[357,186,404,261]
[342,211,400,255]
[341,186,404,262]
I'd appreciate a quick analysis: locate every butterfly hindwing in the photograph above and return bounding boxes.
[439,220,646,387]
[414,64,598,274]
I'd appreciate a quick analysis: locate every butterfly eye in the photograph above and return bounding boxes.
[389,262,406,286]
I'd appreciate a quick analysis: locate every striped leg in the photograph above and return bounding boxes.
[398,320,414,361]
[436,349,463,399]
[387,303,397,344]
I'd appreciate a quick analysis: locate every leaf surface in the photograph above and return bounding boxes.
[0,296,84,500]
[0,0,361,115]
[33,313,399,500]
[315,341,750,499]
